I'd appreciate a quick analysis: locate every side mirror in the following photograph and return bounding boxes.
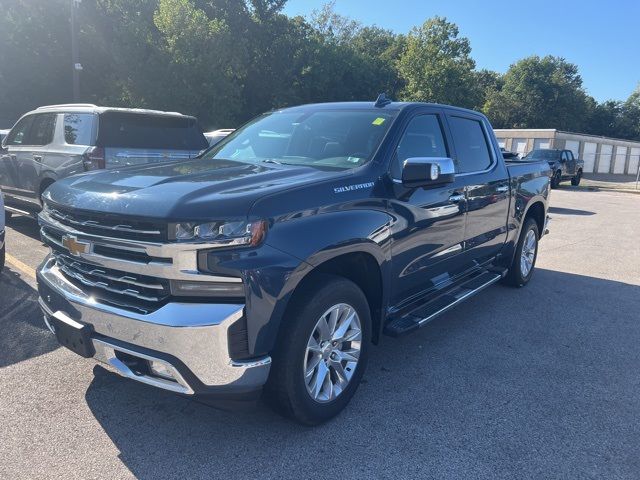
[401,157,455,188]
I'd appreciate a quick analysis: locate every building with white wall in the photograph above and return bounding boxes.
[494,129,640,176]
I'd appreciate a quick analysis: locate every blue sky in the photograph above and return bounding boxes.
[284,0,640,102]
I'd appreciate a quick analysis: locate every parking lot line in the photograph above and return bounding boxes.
[5,253,37,281]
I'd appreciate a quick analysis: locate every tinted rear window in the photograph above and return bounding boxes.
[96,112,208,150]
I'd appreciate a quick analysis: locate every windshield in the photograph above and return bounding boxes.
[203,109,398,170]
[525,150,560,160]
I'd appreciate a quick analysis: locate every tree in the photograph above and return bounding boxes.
[0,0,72,126]
[397,17,479,108]
[483,55,591,131]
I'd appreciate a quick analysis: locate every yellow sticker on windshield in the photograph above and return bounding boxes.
[372,117,386,126]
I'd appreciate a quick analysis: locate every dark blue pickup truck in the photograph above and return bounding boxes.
[36,98,550,424]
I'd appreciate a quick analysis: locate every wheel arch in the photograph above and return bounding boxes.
[271,247,388,352]
[38,175,57,204]
[523,200,545,235]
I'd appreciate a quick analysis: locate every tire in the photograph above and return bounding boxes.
[571,170,582,186]
[265,274,371,425]
[503,217,539,287]
[551,170,561,189]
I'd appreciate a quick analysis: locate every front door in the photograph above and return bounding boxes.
[563,150,577,176]
[387,108,467,308]
[0,115,34,194]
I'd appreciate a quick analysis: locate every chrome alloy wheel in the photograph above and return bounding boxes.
[520,229,537,277]
[304,303,362,403]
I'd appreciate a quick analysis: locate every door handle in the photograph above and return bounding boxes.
[33,154,43,162]
[496,185,509,193]
[449,193,465,203]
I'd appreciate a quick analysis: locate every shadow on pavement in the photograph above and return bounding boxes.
[5,214,41,242]
[0,267,59,368]
[548,206,595,216]
[83,268,640,479]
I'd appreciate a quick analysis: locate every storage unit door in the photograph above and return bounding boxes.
[564,140,580,159]
[512,138,528,155]
[629,147,640,176]
[533,138,552,150]
[613,146,627,174]
[582,142,597,172]
[597,145,613,173]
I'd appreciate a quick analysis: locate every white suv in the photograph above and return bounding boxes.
[0,104,209,217]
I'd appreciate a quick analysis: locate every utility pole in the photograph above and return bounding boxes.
[70,0,82,102]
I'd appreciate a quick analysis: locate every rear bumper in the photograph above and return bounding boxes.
[37,256,271,398]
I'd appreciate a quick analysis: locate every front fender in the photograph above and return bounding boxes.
[253,207,393,355]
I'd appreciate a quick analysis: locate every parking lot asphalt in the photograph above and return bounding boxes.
[1,188,639,480]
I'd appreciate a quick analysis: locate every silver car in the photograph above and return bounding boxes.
[0,104,209,216]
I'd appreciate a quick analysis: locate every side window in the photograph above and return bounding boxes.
[392,114,448,178]
[562,151,571,161]
[448,116,493,173]
[64,113,94,145]
[6,116,35,146]
[26,114,56,146]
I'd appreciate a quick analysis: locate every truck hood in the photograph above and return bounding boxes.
[45,158,339,221]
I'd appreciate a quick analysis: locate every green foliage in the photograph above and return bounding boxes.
[483,55,591,131]
[398,17,479,109]
[0,1,637,140]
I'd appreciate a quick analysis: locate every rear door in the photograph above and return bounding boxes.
[444,111,510,265]
[96,112,209,167]
[17,113,57,201]
[388,107,468,306]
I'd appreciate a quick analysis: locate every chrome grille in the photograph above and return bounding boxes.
[53,253,171,313]
[46,205,165,242]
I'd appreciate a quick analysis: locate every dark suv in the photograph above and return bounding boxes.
[0,104,208,217]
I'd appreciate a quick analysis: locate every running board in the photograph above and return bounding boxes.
[5,205,33,216]
[383,270,504,337]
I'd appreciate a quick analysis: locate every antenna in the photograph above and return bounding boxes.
[374,93,392,108]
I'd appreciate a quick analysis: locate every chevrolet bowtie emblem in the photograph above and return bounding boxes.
[61,235,91,256]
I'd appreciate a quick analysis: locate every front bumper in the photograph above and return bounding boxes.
[37,256,271,397]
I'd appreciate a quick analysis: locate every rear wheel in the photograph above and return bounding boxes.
[265,275,371,425]
[571,170,582,186]
[551,170,561,189]
[503,217,539,287]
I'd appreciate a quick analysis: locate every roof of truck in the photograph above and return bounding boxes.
[32,104,191,118]
[279,101,484,117]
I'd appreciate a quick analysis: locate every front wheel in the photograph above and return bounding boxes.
[503,217,539,287]
[571,170,582,186]
[265,275,371,425]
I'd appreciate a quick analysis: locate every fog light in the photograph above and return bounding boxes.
[170,280,245,298]
[149,360,176,380]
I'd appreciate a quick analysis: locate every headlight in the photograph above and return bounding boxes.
[170,219,267,247]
